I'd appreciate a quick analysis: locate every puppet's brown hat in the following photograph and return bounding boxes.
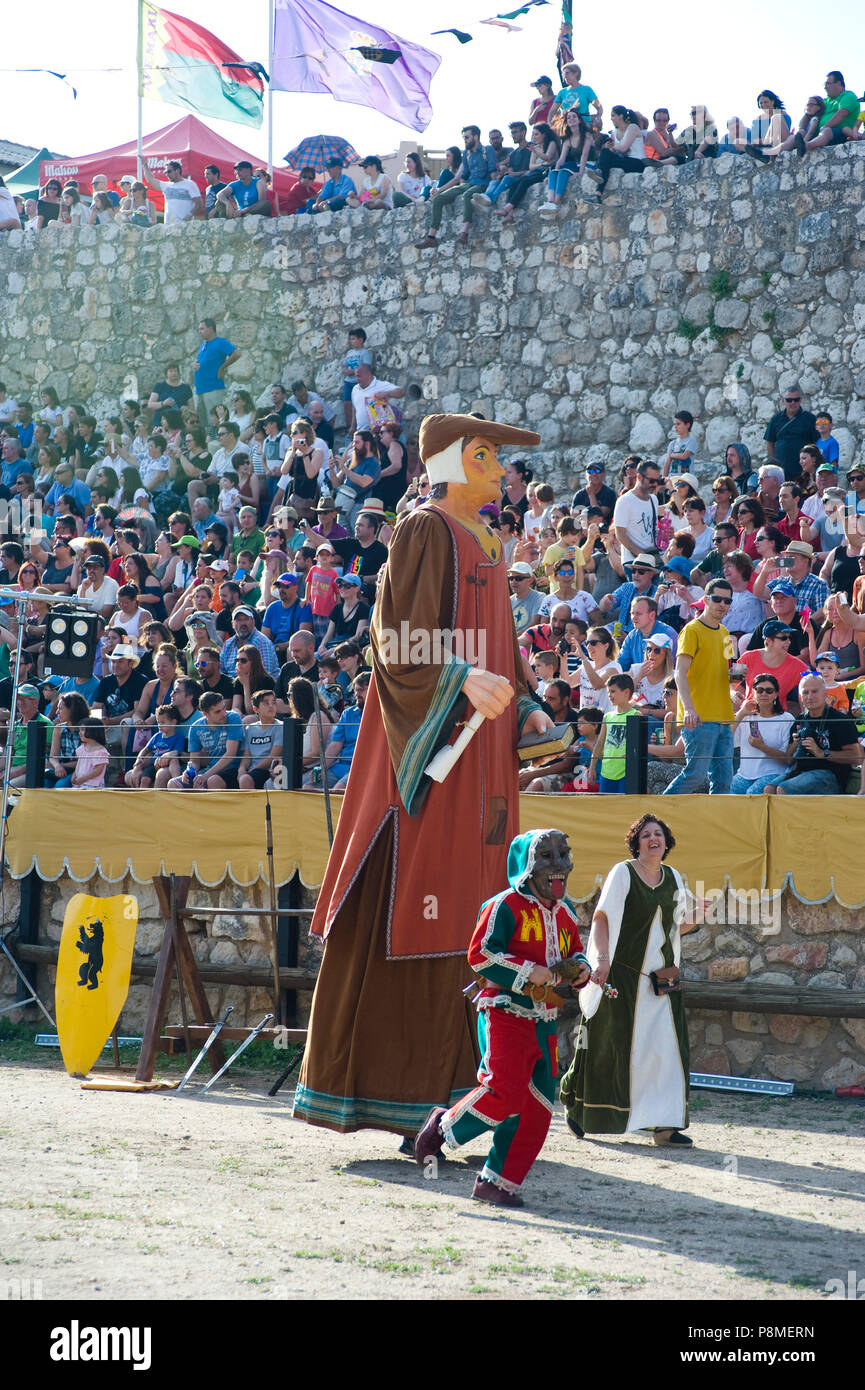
[419,413,540,461]
[419,413,541,485]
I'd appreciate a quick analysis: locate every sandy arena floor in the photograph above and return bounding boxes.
[1,1060,863,1301]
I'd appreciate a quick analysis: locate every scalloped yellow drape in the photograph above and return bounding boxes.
[7,790,863,905]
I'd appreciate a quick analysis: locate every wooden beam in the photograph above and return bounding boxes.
[14,942,319,991]
[683,980,865,1019]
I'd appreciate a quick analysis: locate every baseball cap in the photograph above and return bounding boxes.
[275,573,299,587]
[768,580,796,598]
[815,650,841,665]
[816,461,838,474]
[325,157,343,169]
[83,554,106,567]
[275,505,299,521]
[763,619,797,637]
[531,75,553,87]
[209,558,230,572]
[233,605,256,619]
[644,633,673,650]
[177,534,199,548]
[508,562,534,577]
[337,573,362,588]
[316,542,335,554]
[633,552,661,570]
[18,683,40,698]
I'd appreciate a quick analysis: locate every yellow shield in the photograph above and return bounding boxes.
[55,894,139,1076]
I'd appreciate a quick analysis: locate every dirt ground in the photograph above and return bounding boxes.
[1,1058,863,1302]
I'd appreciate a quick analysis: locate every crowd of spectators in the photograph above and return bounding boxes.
[0,305,864,801]
[2,67,862,243]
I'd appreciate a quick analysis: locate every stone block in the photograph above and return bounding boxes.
[768,1015,803,1044]
[712,299,749,331]
[821,1058,865,1090]
[707,956,749,981]
[764,943,828,970]
[728,1039,764,1070]
[764,1054,815,1083]
[705,1024,724,1046]
[692,1047,730,1075]
[628,411,665,452]
[841,1018,865,1051]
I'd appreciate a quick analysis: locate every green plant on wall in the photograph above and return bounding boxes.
[708,269,735,300]
[677,316,704,342]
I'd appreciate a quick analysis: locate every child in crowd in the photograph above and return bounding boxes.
[217,471,242,535]
[588,673,638,792]
[125,703,185,788]
[342,326,373,432]
[238,689,285,789]
[561,707,603,792]
[533,649,559,697]
[663,411,697,477]
[814,651,851,710]
[71,717,110,788]
[814,411,840,468]
[306,543,341,646]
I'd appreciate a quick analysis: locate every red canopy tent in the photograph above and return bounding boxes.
[39,114,304,212]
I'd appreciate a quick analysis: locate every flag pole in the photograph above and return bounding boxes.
[136,0,144,180]
[267,0,274,181]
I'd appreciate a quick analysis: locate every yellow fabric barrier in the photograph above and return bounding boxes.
[5,790,340,888]
[5,790,863,905]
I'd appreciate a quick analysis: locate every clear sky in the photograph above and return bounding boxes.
[2,1,864,166]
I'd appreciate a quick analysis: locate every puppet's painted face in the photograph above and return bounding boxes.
[460,436,504,507]
[526,831,573,902]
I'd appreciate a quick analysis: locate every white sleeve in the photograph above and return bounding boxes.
[595,861,630,943]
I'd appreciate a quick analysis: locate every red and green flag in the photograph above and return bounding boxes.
[139,2,264,129]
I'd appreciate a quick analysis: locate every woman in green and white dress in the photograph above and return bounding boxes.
[560,813,700,1147]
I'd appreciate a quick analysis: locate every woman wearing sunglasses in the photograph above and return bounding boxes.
[707,475,738,527]
[730,674,794,793]
[734,497,766,561]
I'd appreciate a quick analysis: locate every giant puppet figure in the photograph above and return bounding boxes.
[294,413,552,1137]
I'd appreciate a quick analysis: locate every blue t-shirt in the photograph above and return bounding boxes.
[142,729,187,758]
[229,178,261,210]
[343,346,373,384]
[262,598,313,642]
[1,458,32,488]
[330,705,363,772]
[320,174,356,201]
[817,436,840,466]
[195,337,236,394]
[188,710,244,771]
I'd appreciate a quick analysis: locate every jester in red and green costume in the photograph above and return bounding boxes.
[415,829,590,1207]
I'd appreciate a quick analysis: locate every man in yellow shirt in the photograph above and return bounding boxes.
[665,577,735,794]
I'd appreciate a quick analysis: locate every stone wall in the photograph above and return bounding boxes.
[2,871,862,1090]
[2,145,865,496]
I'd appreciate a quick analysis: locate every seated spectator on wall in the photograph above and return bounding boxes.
[796,71,860,154]
[750,674,860,795]
[348,156,394,210]
[679,106,719,159]
[216,162,271,219]
[587,106,647,198]
[125,703,185,788]
[643,107,687,164]
[307,159,356,214]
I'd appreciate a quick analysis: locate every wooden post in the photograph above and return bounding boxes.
[14,722,47,1003]
[134,875,226,1082]
[625,714,649,795]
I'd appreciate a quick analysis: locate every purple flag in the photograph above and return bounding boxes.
[271,0,440,132]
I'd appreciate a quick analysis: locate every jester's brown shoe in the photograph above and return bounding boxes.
[471,1176,524,1208]
[414,1106,447,1167]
